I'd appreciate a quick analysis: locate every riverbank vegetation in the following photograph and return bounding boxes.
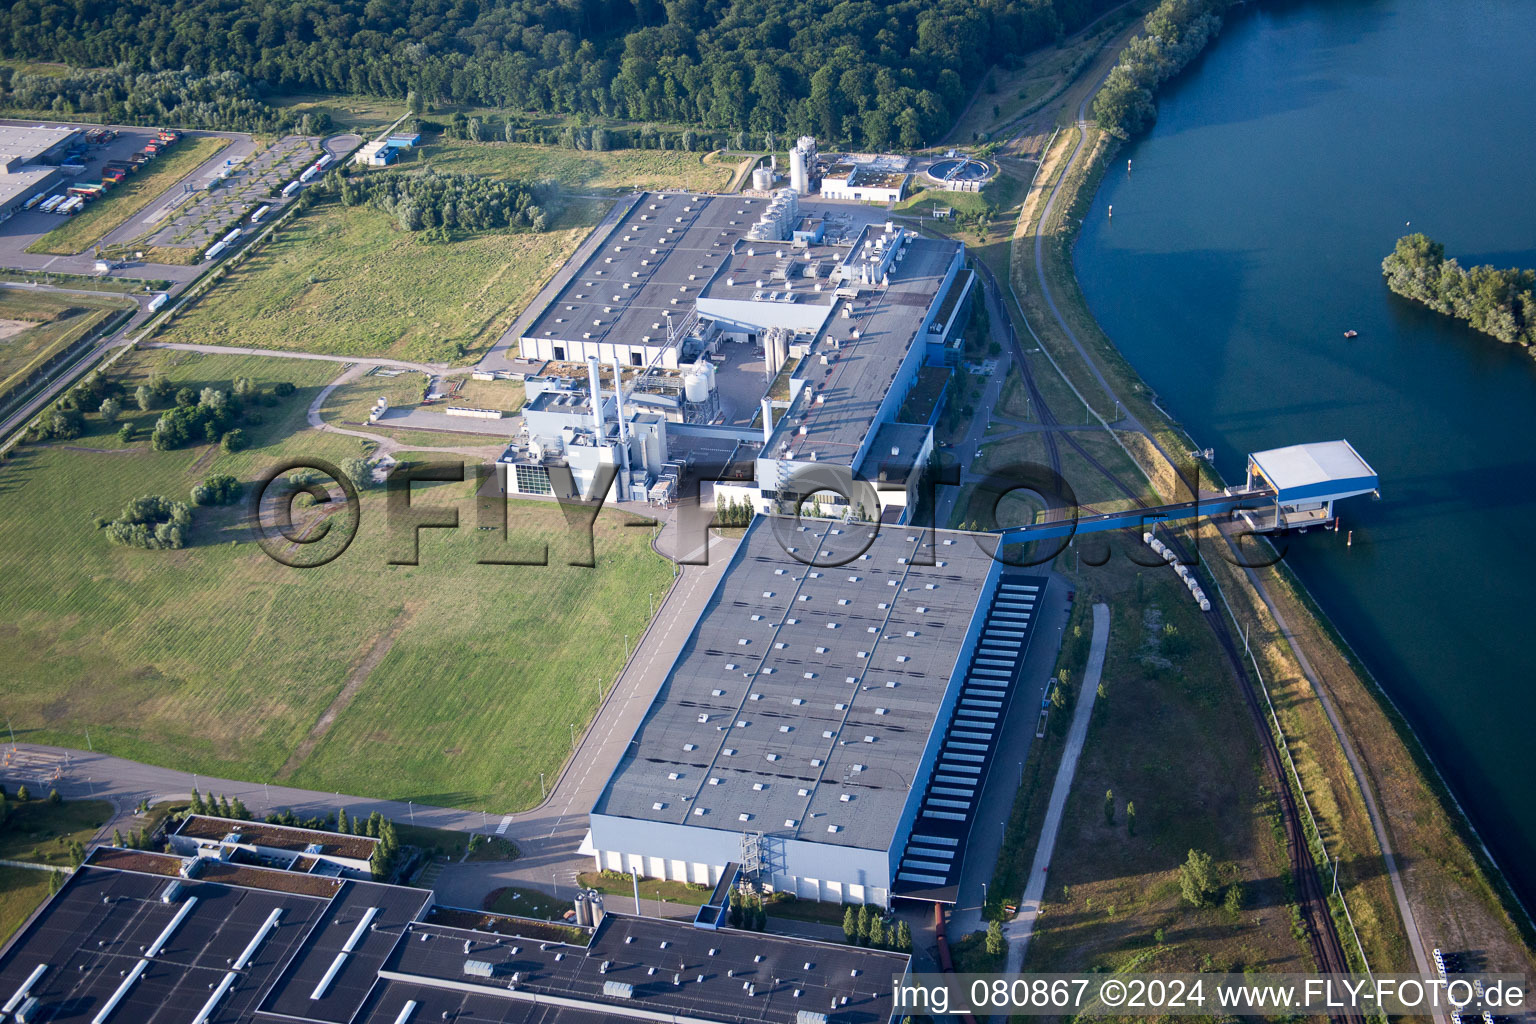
[1092,0,1232,138]
[1381,233,1536,348]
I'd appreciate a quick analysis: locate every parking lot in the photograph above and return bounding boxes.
[136,134,323,251]
[0,120,356,282]
[0,121,251,278]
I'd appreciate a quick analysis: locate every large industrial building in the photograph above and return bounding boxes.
[588,518,1046,907]
[0,124,80,222]
[499,188,968,516]
[0,843,910,1024]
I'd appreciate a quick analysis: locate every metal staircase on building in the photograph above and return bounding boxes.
[892,573,1047,901]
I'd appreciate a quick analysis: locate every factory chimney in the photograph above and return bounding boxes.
[610,355,631,502]
[586,356,606,437]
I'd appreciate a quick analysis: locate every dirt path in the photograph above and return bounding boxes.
[276,603,415,779]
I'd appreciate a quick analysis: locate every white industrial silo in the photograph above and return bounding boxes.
[752,165,774,191]
[789,148,809,195]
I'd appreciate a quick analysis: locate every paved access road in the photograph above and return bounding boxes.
[1004,602,1108,971]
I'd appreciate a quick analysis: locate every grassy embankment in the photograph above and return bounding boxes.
[0,347,672,812]
[150,196,604,366]
[0,797,116,942]
[0,870,52,944]
[979,563,1315,988]
[400,139,736,194]
[576,872,710,907]
[25,136,230,256]
[998,99,1533,973]
[0,288,135,408]
[992,118,1409,977]
[0,799,115,867]
[264,93,403,135]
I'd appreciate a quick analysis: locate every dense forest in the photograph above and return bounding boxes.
[0,0,1118,149]
[0,65,329,134]
[1381,234,1536,349]
[1093,0,1230,138]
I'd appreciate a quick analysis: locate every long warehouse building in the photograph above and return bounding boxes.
[588,518,1047,907]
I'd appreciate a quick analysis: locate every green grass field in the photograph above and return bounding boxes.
[406,140,734,194]
[153,198,605,364]
[0,288,134,403]
[0,348,672,812]
[0,868,52,944]
[0,799,114,867]
[26,137,229,256]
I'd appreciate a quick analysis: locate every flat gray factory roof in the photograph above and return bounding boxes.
[593,518,997,852]
[0,858,907,1024]
[375,915,907,1024]
[697,240,843,306]
[0,163,57,208]
[0,863,331,1024]
[0,123,77,157]
[859,422,932,485]
[768,236,960,466]
[523,192,769,350]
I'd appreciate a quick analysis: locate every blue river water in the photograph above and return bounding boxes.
[1073,0,1536,910]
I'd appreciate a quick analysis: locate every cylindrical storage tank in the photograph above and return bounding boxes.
[684,371,710,403]
[790,148,809,195]
[573,893,590,927]
[752,166,774,191]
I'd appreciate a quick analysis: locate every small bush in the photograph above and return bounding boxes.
[191,473,242,506]
[105,494,192,550]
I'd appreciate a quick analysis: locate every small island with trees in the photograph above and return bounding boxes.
[1381,233,1536,349]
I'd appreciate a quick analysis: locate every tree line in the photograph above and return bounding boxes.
[189,793,408,880]
[434,112,717,154]
[1381,233,1536,348]
[1,0,1120,150]
[1092,0,1232,138]
[841,903,913,951]
[337,168,551,237]
[0,65,330,135]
